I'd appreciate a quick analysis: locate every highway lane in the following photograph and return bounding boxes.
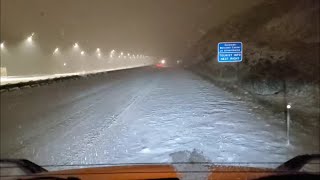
[1,67,318,170]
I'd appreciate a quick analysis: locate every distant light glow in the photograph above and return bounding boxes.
[97,53,101,57]
[161,59,166,64]
[0,42,4,49]
[287,104,291,109]
[53,48,59,54]
[81,51,85,55]
[110,50,115,58]
[27,36,33,43]
[96,48,100,52]
[26,33,35,43]
[118,55,121,58]
[73,43,79,48]
[63,62,67,66]
[120,52,123,56]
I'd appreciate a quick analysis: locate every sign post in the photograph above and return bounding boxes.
[217,42,243,62]
[217,42,243,80]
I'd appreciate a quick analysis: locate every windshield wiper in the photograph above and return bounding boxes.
[276,154,320,172]
[1,159,48,174]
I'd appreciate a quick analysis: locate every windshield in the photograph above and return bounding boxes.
[1,0,319,175]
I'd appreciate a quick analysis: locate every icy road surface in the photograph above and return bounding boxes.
[1,67,319,170]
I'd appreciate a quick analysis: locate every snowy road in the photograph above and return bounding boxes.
[1,67,319,170]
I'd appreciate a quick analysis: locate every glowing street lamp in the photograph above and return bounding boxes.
[96,48,100,52]
[73,43,79,48]
[110,50,115,58]
[81,51,85,55]
[63,62,67,66]
[26,33,34,43]
[27,37,32,42]
[53,47,59,54]
[0,42,4,49]
[120,52,123,56]
[161,59,166,64]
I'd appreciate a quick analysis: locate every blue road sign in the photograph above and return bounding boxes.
[217,42,243,62]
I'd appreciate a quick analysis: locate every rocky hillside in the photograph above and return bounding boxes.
[188,0,319,80]
[188,0,319,126]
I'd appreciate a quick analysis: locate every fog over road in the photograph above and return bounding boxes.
[1,67,318,170]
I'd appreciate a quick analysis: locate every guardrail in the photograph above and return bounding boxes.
[0,63,154,91]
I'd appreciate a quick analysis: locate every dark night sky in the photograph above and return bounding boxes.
[1,0,261,58]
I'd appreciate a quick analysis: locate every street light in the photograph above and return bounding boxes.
[63,62,67,66]
[81,51,85,55]
[110,50,115,58]
[73,43,79,48]
[26,33,34,43]
[53,47,59,54]
[96,48,100,52]
[0,42,4,49]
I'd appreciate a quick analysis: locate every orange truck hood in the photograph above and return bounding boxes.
[25,164,274,180]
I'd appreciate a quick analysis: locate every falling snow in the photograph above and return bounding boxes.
[1,68,319,171]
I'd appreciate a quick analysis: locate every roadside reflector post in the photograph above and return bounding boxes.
[286,104,291,145]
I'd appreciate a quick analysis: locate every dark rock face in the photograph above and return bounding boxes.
[188,0,319,125]
[188,0,319,82]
